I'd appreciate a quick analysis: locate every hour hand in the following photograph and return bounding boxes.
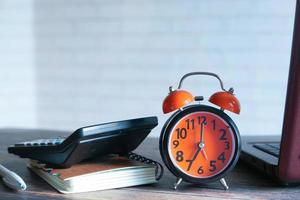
[186,147,201,171]
[186,145,208,171]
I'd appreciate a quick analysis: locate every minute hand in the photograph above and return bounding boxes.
[200,121,205,145]
[186,122,206,171]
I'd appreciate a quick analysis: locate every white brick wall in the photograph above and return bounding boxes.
[0,0,36,128]
[0,0,296,137]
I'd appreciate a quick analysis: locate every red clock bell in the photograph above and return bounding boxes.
[159,72,241,190]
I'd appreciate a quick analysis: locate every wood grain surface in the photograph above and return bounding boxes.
[0,129,299,200]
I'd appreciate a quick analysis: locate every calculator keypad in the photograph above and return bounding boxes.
[15,138,65,147]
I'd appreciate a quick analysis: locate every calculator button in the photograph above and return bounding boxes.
[15,143,25,147]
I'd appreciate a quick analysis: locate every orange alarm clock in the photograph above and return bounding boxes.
[159,72,241,190]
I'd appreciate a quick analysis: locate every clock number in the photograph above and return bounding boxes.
[225,141,230,150]
[218,152,226,163]
[176,128,187,139]
[219,129,227,140]
[186,119,195,130]
[198,116,207,125]
[176,151,184,162]
[185,160,193,171]
[197,166,204,174]
[209,160,217,172]
[173,140,179,149]
[211,119,216,131]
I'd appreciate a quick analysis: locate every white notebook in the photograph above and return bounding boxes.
[28,155,158,193]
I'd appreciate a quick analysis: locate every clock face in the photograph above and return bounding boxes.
[167,111,236,179]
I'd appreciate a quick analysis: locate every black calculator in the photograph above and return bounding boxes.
[8,116,158,168]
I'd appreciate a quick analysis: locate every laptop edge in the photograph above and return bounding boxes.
[241,0,300,184]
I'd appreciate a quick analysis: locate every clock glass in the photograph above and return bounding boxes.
[168,111,236,178]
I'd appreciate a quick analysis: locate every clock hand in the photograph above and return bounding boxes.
[199,120,209,160]
[201,148,208,160]
[186,142,207,171]
[191,147,201,161]
[200,121,204,144]
[186,147,201,171]
[186,122,207,171]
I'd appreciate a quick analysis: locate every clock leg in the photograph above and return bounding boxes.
[220,178,229,190]
[173,177,182,190]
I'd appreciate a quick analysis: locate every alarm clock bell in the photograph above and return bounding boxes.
[163,72,240,115]
[162,89,194,114]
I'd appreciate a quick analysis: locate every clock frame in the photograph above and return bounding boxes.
[160,104,241,185]
[160,71,241,190]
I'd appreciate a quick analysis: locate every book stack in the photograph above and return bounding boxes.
[28,155,158,193]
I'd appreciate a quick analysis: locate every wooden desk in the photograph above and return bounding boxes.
[0,129,299,200]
